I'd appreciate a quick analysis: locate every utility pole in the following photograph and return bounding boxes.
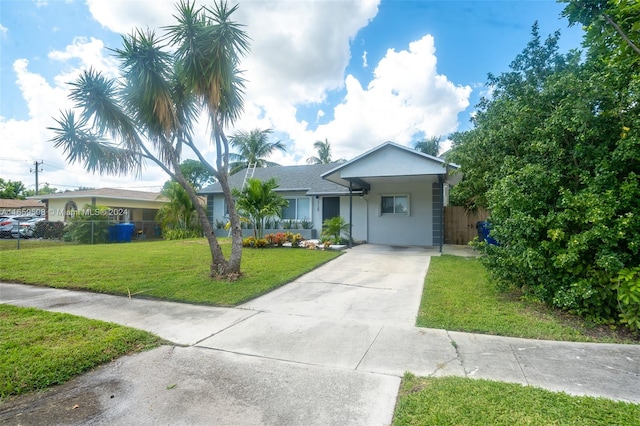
[30,160,43,195]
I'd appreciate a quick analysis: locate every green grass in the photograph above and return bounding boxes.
[0,238,71,251]
[0,304,162,399]
[0,238,342,306]
[393,374,640,426]
[418,255,636,343]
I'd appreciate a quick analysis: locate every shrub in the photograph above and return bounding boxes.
[163,228,201,240]
[321,216,349,245]
[33,221,65,239]
[613,267,640,333]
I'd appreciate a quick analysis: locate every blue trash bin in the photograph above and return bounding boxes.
[476,221,498,245]
[116,223,135,242]
[108,225,118,242]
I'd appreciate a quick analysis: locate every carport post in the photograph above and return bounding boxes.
[439,175,444,253]
[348,181,353,248]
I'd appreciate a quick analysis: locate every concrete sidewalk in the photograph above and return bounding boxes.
[1,244,639,425]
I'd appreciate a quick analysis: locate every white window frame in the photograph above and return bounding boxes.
[380,194,410,216]
[282,197,312,221]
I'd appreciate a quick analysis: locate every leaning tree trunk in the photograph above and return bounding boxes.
[173,172,231,278]
[218,170,243,276]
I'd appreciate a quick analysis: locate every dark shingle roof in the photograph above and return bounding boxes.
[199,163,349,195]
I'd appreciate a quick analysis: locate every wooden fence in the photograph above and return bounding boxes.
[444,206,489,245]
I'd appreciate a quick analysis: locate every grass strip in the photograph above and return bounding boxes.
[417,255,635,343]
[393,374,640,426]
[0,305,162,399]
[0,238,341,306]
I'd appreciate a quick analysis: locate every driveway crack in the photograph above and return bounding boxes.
[192,310,261,346]
[446,330,466,376]
[355,324,385,371]
[509,344,530,385]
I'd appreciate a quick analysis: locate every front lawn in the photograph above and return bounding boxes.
[393,374,640,426]
[418,255,637,343]
[0,238,341,306]
[0,305,162,399]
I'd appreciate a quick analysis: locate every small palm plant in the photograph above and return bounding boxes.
[321,216,349,245]
[233,178,288,239]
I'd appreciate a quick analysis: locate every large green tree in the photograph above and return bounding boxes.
[414,136,441,157]
[49,1,248,278]
[178,159,215,190]
[229,128,286,174]
[449,21,640,328]
[0,179,26,199]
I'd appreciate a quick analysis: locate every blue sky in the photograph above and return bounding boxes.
[0,0,583,192]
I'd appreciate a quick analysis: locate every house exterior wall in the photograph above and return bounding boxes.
[364,178,435,246]
[338,147,445,179]
[46,197,164,222]
[339,195,367,242]
[208,191,324,232]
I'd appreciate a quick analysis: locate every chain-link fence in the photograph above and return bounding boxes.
[0,219,162,250]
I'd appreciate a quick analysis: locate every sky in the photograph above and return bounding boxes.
[0,0,585,194]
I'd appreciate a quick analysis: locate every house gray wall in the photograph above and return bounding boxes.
[364,178,435,246]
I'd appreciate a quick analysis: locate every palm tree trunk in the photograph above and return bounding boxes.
[217,171,243,275]
[172,172,230,277]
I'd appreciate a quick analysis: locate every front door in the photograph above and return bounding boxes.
[322,197,340,222]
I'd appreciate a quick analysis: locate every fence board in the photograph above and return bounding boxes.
[444,206,489,245]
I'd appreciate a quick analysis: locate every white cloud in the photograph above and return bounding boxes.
[0,24,8,36]
[292,35,472,162]
[362,50,368,68]
[48,36,119,83]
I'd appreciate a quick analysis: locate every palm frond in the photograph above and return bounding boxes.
[48,110,141,176]
[68,69,142,153]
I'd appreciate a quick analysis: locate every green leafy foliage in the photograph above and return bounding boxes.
[321,216,349,245]
[449,18,640,330]
[156,181,201,239]
[613,267,640,333]
[0,178,27,199]
[64,204,112,244]
[233,178,288,239]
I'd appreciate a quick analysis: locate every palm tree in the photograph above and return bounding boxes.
[229,128,286,174]
[48,0,249,278]
[156,181,201,238]
[321,216,350,245]
[306,138,334,164]
[414,136,442,157]
[233,177,288,239]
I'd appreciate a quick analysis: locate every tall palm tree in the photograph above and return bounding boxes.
[229,128,286,174]
[306,138,333,164]
[414,136,442,157]
[48,0,248,278]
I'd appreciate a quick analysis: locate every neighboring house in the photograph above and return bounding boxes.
[200,141,461,248]
[0,199,46,217]
[29,188,168,238]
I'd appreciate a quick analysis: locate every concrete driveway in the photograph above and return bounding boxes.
[1,244,639,425]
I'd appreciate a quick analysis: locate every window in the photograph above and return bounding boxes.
[282,197,311,220]
[381,195,409,215]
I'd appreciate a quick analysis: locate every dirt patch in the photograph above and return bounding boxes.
[0,377,122,425]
